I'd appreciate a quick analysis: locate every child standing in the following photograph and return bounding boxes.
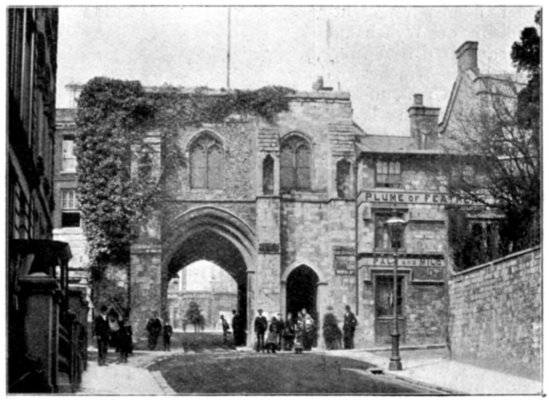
[265,317,279,354]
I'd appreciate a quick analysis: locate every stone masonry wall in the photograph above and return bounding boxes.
[449,247,541,377]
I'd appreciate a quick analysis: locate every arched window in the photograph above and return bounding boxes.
[189,133,223,189]
[280,136,311,192]
[336,159,351,198]
[263,155,274,195]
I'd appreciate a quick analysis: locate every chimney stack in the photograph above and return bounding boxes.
[455,41,479,74]
[408,94,440,149]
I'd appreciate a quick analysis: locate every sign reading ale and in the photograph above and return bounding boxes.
[359,190,473,205]
[360,253,445,268]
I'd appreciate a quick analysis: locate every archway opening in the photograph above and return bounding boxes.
[286,265,319,322]
[167,260,239,332]
[167,229,248,345]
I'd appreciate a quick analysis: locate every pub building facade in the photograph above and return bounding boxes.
[354,103,450,345]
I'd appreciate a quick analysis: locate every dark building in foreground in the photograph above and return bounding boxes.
[7,7,87,393]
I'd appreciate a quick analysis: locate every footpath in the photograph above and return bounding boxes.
[323,345,543,396]
[78,345,543,395]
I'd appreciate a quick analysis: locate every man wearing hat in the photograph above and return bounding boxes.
[253,309,268,352]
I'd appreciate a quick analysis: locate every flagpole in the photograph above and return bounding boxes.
[226,7,231,91]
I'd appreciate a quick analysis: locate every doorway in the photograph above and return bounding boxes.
[286,265,319,322]
[374,275,406,344]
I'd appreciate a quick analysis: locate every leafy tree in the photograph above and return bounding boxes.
[442,10,541,259]
[185,301,205,333]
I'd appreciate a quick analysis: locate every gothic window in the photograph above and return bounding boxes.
[336,159,351,198]
[189,133,224,189]
[375,160,401,188]
[280,135,311,192]
[263,155,274,195]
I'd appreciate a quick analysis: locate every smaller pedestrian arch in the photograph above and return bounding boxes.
[281,260,327,324]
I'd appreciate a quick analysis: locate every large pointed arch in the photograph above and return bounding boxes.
[163,206,257,274]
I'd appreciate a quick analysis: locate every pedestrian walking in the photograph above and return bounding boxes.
[254,309,268,353]
[343,305,358,349]
[220,315,231,344]
[163,320,173,351]
[94,305,110,366]
[118,316,133,363]
[322,306,342,350]
[146,311,163,350]
[282,312,296,351]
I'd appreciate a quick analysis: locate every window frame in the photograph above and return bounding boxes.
[375,159,402,188]
[189,133,224,190]
[280,135,312,193]
[61,136,77,173]
[61,189,80,228]
[374,210,406,251]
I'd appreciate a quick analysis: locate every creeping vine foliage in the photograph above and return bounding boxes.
[75,77,295,270]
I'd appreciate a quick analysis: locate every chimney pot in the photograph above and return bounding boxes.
[413,94,423,106]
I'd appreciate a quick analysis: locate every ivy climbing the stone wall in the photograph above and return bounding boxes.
[75,77,295,274]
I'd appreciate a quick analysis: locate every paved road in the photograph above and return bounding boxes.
[148,349,443,394]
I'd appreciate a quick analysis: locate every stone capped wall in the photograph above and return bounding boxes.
[449,247,541,378]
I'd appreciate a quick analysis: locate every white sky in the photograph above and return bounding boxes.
[56,6,538,135]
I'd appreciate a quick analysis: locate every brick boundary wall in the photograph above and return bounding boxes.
[448,246,541,377]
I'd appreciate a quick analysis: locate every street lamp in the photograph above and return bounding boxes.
[385,213,407,371]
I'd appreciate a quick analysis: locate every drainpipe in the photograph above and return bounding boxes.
[354,153,360,316]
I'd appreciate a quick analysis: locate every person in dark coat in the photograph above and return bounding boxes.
[146,311,163,350]
[118,317,133,363]
[163,320,173,351]
[231,309,243,346]
[94,305,110,366]
[343,305,358,349]
[253,309,268,353]
[323,306,343,350]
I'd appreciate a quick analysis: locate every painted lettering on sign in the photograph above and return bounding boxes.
[360,190,472,205]
[359,254,445,268]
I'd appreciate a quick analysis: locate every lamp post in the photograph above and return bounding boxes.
[385,214,407,371]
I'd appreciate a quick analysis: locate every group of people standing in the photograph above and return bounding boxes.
[323,305,358,350]
[93,305,133,366]
[145,311,174,351]
[252,305,357,353]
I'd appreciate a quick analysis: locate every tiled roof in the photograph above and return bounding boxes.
[356,134,463,155]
